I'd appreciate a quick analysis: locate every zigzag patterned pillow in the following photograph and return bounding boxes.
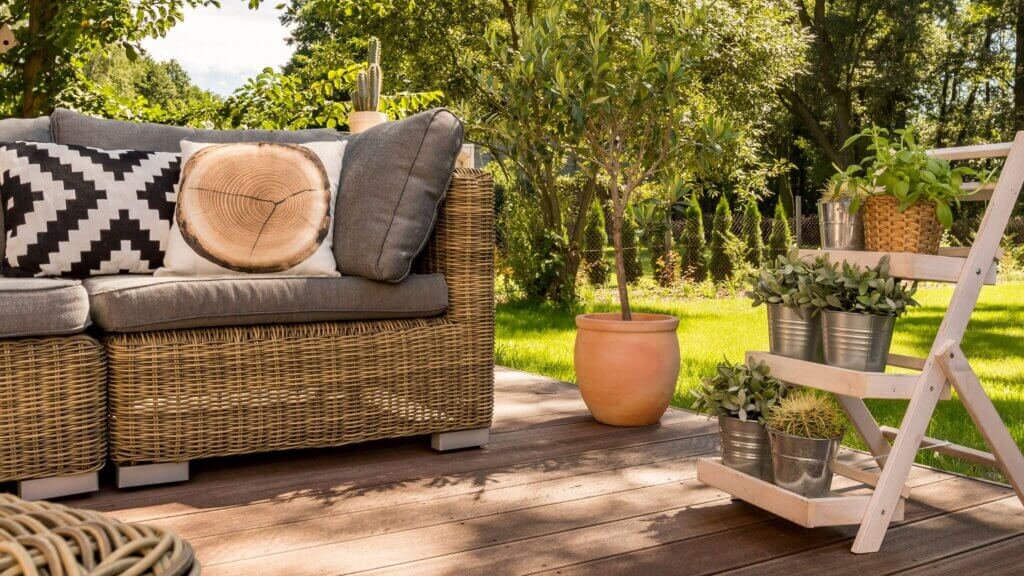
[0,141,180,277]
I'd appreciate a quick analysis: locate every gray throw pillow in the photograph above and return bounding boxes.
[334,108,464,282]
[50,108,345,152]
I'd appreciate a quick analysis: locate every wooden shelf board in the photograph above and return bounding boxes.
[697,458,905,528]
[799,249,997,285]
[745,351,951,400]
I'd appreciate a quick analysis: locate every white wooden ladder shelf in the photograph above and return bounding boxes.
[696,135,1024,553]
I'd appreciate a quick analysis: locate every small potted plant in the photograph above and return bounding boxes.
[692,359,787,481]
[746,247,829,362]
[818,168,867,250]
[811,256,918,372]
[348,37,388,134]
[766,391,845,498]
[837,126,976,254]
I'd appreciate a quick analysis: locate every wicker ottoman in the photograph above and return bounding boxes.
[0,494,199,575]
[0,335,106,500]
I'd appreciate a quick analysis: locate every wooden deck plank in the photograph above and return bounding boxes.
[894,534,1024,575]
[56,367,1021,575]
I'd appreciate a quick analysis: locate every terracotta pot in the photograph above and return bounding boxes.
[348,111,388,134]
[574,312,680,426]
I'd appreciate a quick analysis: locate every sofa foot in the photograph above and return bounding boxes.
[431,428,490,451]
[116,462,189,489]
[18,471,99,501]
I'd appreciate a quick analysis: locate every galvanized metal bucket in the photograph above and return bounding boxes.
[719,416,773,482]
[767,304,823,362]
[768,428,844,498]
[819,200,864,250]
[822,310,895,372]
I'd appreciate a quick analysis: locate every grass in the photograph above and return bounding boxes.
[496,281,1024,481]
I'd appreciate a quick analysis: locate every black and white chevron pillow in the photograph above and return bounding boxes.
[0,141,180,277]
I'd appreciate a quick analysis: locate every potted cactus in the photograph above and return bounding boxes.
[692,359,787,481]
[746,248,829,362]
[766,391,845,498]
[348,37,388,134]
[810,256,919,372]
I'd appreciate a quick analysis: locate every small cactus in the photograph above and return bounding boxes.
[766,392,844,439]
[351,37,383,112]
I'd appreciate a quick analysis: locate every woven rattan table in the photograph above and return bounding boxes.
[0,494,198,575]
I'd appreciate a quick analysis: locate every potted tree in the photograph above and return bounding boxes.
[811,256,919,372]
[693,359,787,481]
[348,37,388,134]
[818,168,867,250]
[766,391,845,498]
[566,2,698,425]
[836,127,977,254]
[746,248,829,362]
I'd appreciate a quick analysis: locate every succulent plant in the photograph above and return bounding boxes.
[691,359,788,424]
[745,247,829,316]
[766,391,844,439]
[351,37,383,112]
[810,255,919,317]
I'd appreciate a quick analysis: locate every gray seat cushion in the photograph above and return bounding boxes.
[51,108,345,153]
[335,108,463,283]
[84,274,448,332]
[0,116,52,271]
[0,278,90,338]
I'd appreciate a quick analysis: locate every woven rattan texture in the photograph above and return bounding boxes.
[106,169,495,465]
[0,336,106,482]
[863,195,943,254]
[0,494,199,575]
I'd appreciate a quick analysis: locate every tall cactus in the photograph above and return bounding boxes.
[351,37,383,112]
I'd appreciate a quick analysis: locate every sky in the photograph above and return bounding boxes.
[141,3,295,97]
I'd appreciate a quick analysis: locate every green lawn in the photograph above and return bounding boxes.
[496,281,1024,481]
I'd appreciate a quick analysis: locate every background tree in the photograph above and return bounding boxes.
[621,214,642,284]
[768,201,792,260]
[583,200,610,286]
[741,199,764,267]
[680,201,707,282]
[709,196,735,283]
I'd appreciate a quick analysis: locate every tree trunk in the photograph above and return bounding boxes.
[608,171,631,321]
[20,0,56,117]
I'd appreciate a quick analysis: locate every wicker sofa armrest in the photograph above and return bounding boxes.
[420,168,494,326]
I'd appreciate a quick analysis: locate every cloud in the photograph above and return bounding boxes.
[141,3,294,96]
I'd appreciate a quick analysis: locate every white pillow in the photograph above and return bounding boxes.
[156,140,346,277]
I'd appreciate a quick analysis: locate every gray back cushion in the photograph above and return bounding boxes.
[51,108,344,152]
[335,108,463,282]
[0,116,53,272]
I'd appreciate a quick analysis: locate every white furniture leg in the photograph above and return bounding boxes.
[937,342,1024,502]
[835,395,891,465]
[18,471,99,501]
[431,428,490,451]
[116,462,189,489]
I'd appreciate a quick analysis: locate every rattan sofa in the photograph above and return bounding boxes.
[0,111,494,499]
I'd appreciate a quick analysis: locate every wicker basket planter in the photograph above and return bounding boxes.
[0,335,106,482]
[863,195,942,254]
[0,494,199,575]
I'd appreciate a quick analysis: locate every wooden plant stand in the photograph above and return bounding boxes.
[697,137,1024,553]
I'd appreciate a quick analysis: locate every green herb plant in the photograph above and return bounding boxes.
[746,247,829,316]
[692,359,787,423]
[837,126,979,229]
[766,391,844,439]
[810,255,919,316]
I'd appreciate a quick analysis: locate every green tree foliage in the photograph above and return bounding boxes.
[768,201,792,261]
[709,196,736,282]
[741,200,764,267]
[680,201,707,282]
[583,200,610,286]
[0,0,214,117]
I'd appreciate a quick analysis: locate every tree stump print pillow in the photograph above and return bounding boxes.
[157,140,346,276]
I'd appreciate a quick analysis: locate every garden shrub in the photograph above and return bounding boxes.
[768,201,792,260]
[583,200,610,285]
[680,201,707,282]
[498,181,573,302]
[710,196,736,282]
[741,200,764,267]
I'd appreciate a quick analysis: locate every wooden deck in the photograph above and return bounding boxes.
[66,367,1023,575]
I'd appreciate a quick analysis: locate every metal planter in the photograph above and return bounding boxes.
[767,304,822,362]
[768,428,844,498]
[719,416,773,482]
[822,310,895,372]
[819,200,864,250]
